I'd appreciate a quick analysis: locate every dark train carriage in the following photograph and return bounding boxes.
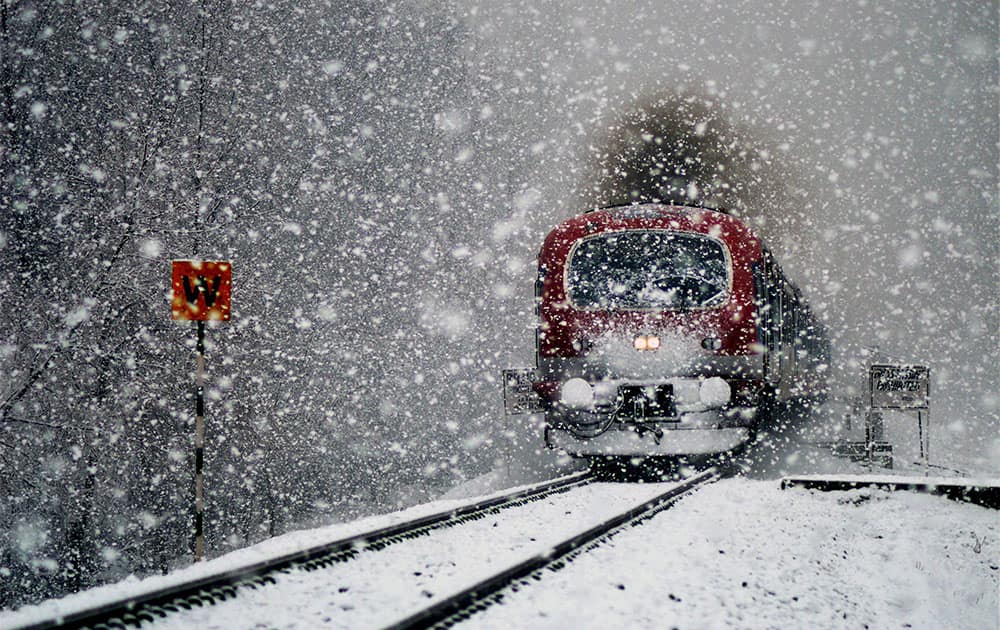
[531,203,828,458]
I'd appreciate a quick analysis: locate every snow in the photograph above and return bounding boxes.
[547,426,750,456]
[0,475,581,629]
[469,478,999,630]
[1,0,996,619]
[784,473,1000,488]
[7,474,995,629]
[150,482,679,629]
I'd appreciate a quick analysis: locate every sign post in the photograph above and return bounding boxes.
[171,260,232,561]
[869,364,930,472]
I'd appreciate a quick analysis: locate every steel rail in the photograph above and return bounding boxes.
[385,466,725,630]
[17,470,595,630]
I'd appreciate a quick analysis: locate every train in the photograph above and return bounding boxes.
[530,202,829,459]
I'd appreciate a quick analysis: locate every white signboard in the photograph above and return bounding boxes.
[870,364,929,410]
[502,369,540,414]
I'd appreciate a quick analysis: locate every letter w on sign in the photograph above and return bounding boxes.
[172,260,232,321]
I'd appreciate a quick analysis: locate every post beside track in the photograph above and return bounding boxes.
[15,471,595,630]
[386,466,725,630]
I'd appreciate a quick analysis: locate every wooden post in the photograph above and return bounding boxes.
[195,319,206,561]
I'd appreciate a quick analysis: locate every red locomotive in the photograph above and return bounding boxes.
[532,203,829,459]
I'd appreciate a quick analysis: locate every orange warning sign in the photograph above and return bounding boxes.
[171,260,232,321]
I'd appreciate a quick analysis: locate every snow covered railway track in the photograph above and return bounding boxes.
[387,466,725,629]
[17,471,595,630]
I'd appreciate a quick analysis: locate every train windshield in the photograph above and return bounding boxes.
[567,231,729,309]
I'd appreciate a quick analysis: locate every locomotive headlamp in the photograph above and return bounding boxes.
[699,377,731,408]
[701,336,723,351]
[633,335,660,351]
[561,377,594,409]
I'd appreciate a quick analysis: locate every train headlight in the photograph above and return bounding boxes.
[633,335,660,351]
[701,337,722,351]
[561,378,594,409]
[699,377,731,408]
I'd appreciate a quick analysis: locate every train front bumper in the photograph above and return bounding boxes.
[545,425,750,456]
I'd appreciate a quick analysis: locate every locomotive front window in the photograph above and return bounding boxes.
[567,231,730,310]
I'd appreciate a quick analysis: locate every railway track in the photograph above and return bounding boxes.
[17,470,595,630]
[20,464,728,630]
[386,466,723,629]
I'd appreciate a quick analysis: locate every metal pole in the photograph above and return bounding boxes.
[864,411,872,464]
[917,410,924,460]
[921,410,930,475]
[195,320,206,561]
[865,360,873,465]
[924,409,931,469]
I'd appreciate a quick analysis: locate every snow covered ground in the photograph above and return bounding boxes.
[4,470,996,629]
[150,481,680,629]
[4,407,997,629]
[470,478,998,630]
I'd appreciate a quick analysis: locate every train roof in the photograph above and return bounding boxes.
[542,203,759,252]
[586,200,730,215]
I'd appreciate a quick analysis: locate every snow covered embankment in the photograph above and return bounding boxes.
[470,478,998,630]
